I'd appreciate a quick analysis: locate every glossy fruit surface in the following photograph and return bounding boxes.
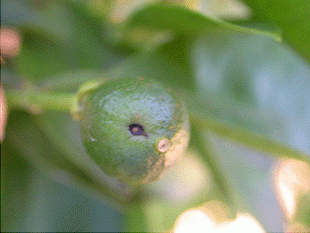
[78,76,190,184]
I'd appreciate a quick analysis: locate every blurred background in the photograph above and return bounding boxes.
[1,0,310,232]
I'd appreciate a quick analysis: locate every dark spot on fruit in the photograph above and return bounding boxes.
[129,123,148,137]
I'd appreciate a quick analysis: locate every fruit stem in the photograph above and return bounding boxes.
[5,89,75,113]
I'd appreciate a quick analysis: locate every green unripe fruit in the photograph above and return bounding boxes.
[77,77,190,185]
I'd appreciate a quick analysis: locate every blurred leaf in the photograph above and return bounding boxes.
[17,28,69,80]
[1,110,76,231]
[2,0,36,27]
[15,1,131,81]
[39,35,196,91]
[126,3,280,40]
[190,32,310,155]
[1,112,124,231]
[242,0,310,62]
[3,111,79,179]
[124,198,150,232]
[107,35,196,90]
[206,132,286,232]
[294,192,310,228]
[24,1,74,42]
[1,138,33,232]
[23,171,124,232]
[61,1,123,69]
[4,111,132,208]
[190,124,238,218]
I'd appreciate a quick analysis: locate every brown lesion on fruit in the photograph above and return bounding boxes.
[157,138,170,153]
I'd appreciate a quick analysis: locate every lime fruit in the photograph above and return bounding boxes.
[78,77,190,185]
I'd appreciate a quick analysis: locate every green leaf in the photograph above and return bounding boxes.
[15,1,130,81]
[124,198,151,232]
[4,111,132,208]
[2,111,124,232]
[186,29,310,231]
[206,131,286,232]
[190,33,310,156]
[99,35,196,91]
[190,124,239,217]
[242,0,310,62]
[1,138,33,232]
[294,192,310,229]
[17,28,68,80]
[125,3,281,41]
[2,0,36,26]
[36,36,196,91]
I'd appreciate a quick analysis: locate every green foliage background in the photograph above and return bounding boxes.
[1,0,310,232]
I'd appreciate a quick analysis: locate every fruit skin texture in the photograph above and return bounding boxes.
[79,77,190,185]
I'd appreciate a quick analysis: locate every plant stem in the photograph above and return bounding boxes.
[5,88,310,164]
[5,89,75,112]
